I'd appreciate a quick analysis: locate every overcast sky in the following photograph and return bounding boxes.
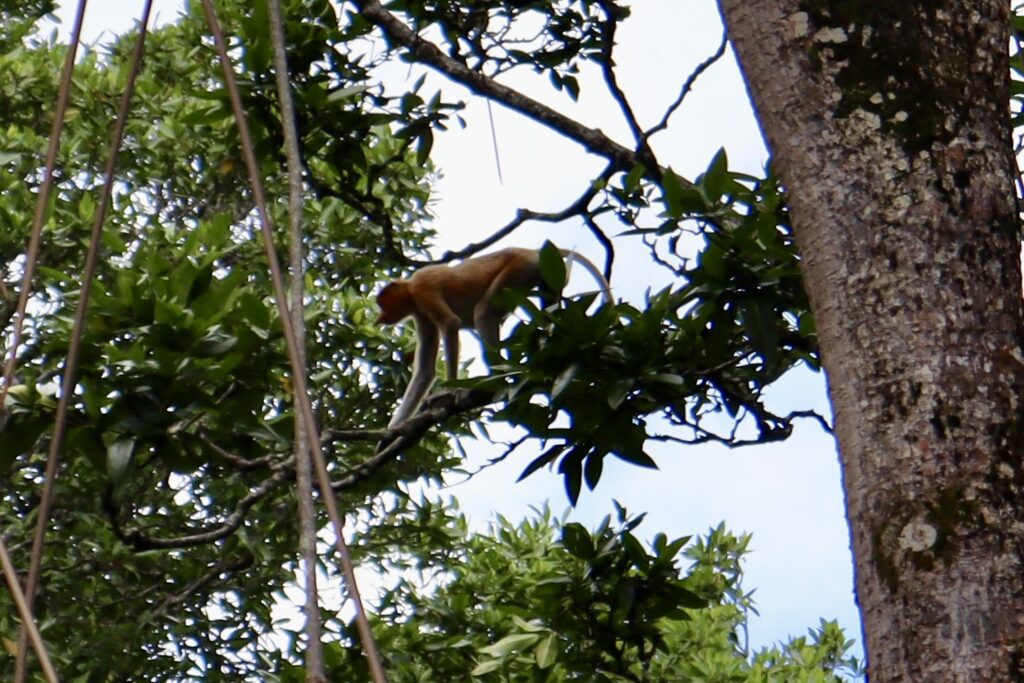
[53,0,863,664]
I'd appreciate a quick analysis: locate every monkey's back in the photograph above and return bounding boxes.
[410,248,541,326]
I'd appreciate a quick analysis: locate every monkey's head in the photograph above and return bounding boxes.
[376,281,413,324]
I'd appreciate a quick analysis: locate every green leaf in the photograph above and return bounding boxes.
[107,437,136,482]
[535,633,558,669]
[661,168,705,218]
[479,633,539,657]
[511,616,546,633]
[561,522,594,558]
[700,147,729,202]
[518,444,565,481]
[612,446,657,470]
[180,103,230,126]
[78,191,95,221]
[663,535,691,559]
[504,401,555,433]
[739,296,780,370]
[416,128,433,165]
[624,164,646,192]
[327,84,371,102]
[562,74,580,101]
[584,451,604,490]
[665,583,709,609]
[0,414,47,470]
[198,213,231,247]
[66,426,106,472]
[698,241,727,282]
[799,312,817,337]
[538,241,567,293]
[192,331,238,357]
[551,362,578,400]
[187,262,214,303]
[470,659,502,676]
[101,226,126,254]
[238,292,271,331]
[607,378,633,410]
[559,445,586,505]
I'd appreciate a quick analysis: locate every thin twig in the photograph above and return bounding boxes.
[0,0,88,411]
[198,430,281,470]
[150,553,254,618]
[329,389,495,490]
[353,0,644,174]
[0,536,58,683]
[108,466,292,550]
[14,4,153,682]
[644,31,728,140]
[485,98,504,184]
[431,167,610,263]
[198,3,388,680]
[267,0,327,678]
[595,1,645,145]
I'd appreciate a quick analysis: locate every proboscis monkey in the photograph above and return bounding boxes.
[377,246,612,428]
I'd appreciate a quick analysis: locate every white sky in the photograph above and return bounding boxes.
[53,0,863,665]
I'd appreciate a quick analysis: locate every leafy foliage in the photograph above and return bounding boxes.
[0,0,852,678]
[0,2,443,678]
[484,158,815,502]
[305,505,863,681]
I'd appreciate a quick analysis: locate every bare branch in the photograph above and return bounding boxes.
[353,0,652,175]
[199,429,281,470]
[14,5,154,680]
[199,3,388,677]
[151,553,255,618]
[268,0,326,675]
[329,388,496,490]
[651,406,831,448]
[786,409,835,434]
[595,0,645,145]
[644,31,728,140]
[107,465,292,550]
[431,164,614,264]
[583,211,616,280]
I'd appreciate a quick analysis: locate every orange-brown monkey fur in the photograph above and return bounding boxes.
[377,247,611,427]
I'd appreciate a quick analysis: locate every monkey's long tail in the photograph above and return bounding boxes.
[560,249,614,304]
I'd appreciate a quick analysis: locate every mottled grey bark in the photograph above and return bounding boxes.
[719,1,1024,680]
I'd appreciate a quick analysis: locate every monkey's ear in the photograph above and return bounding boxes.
[538,241,566,294]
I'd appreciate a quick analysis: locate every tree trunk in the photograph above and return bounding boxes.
[719,1,1024,679]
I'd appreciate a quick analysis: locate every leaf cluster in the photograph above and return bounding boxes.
[0,2,444,677]
[0,1,843,678]
[480,155,817,503]
[298,504,863,681]
[384,0,614,96]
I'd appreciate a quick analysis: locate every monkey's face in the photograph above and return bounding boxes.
[376,282,412,324]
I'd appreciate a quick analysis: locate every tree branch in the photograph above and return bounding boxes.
[643,31,728,141]
[198,429,281,470]
[430,164,614,265]
[595,0,645,145]
[107,465,292,551]
[150,552,255,619]
[268,0,326,676]
[352,0,653,175]
[326,388,496,490]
